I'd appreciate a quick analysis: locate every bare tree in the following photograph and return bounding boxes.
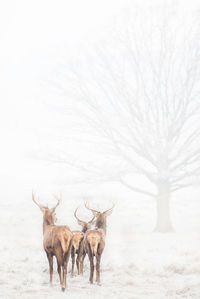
[46,8,200,232]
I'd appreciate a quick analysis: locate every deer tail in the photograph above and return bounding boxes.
[60,232,73,256]
[88,236,98,255]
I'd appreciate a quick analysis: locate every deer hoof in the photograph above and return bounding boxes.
[62,287,65,292]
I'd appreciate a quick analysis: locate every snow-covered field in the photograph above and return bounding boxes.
[1,182,200,299]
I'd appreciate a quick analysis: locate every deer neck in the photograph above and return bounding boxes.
[43,217,54,234]
[82,227,87,233]
[95,219,107,235]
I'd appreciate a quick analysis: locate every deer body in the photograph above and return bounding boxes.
[71,230,84,276]
[32,193,73,292]
[84,203,114,285]
[71,208,95,277]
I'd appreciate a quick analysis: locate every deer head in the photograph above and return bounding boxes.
[74,207,96,233]
[84,201,114,233]
[32,191,61,226]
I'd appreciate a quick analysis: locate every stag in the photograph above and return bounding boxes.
[84,202,114,285]
[32,191,73,292]
[71,207,95,277]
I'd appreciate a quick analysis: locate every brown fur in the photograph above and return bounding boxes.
[72,231,84,252]
[86,231,101,255]
[84,227,105,285]
[84,202,114,285]
[71,231,84,276]
[32,193,73,292]
[71,208,95,277]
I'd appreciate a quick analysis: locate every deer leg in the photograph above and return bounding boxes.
[62,238,73,292]
[76,253,80,275]
[80,251,86,275]
[54,246,63,287]
[56,258,62,286]
[76,240,84,275]
[79,240,85,275]
[96,253,101,285]
[89,255,94,284]
[62,262,67,292]
[71,246,75,277]
[46,252,53,286]
[57,264,62,286]
[88,244,94,284]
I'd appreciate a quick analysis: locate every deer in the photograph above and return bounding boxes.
[84,201,114,285]
[71,207,95,277]
[32,191,73,292]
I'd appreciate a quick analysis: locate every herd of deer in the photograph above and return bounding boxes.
[32,192,114,292]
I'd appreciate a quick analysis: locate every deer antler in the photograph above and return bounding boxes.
[88,214,96,224]
[74,207,95,225]
[74,207,85,225]
[84,201,100,216]
[52,194,62,211]
[32,191,46,211]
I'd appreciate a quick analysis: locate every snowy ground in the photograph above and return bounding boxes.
[1,182,200,299]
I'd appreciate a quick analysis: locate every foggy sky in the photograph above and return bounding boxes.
[0,0,199,186]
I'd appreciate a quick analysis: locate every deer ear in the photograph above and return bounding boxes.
[103,203,115,217]
[104,209,113,217]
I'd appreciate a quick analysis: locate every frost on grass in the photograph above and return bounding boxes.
[1,191,200,299]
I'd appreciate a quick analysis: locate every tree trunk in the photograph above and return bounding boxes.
[154,182,173,232]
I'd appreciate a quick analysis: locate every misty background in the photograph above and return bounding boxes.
[1,1,200,298]
[0,0,132,192]
[0,0,199,230]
